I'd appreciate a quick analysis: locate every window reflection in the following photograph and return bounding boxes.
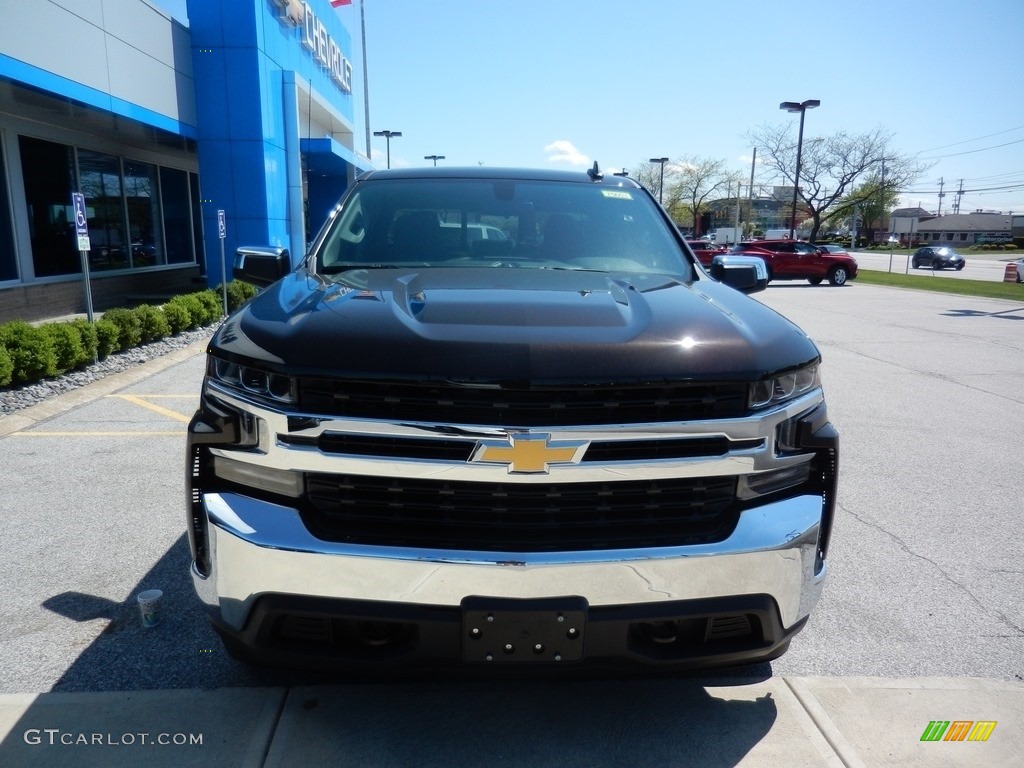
[78,149,128,271]
[15,137,199,278]
[125,160,164,267]
[19,136,77,277]
[0,141,19,281]
[160,167,194,264]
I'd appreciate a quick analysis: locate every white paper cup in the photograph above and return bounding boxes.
[137,589,163,628]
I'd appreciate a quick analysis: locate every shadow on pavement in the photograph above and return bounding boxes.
[3,536,787,766]
[41,535,310,693]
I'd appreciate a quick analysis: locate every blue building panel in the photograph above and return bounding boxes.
[184,0,228,48]
[189,0,363,287]
[190,49,232,139]
[223,48,267,142]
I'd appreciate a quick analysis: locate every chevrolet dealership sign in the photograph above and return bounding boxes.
[272,0,353,94]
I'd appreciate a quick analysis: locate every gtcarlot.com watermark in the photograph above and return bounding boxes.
[23,729,203,747]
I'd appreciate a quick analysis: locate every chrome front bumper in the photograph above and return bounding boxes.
[192,490,827,634]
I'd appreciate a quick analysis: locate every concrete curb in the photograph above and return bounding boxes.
[0,677,1020,767]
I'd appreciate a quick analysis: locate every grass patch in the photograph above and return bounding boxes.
[856,270,1023,301]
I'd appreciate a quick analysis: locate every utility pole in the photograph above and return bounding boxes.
[734,183,742,234]
[747,148,757,236]
[937,177,945,215]
[953,180,964,214]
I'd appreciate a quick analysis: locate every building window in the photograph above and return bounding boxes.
[19,136,78,278]
[78,149,128,272]
[0,141,16,282]
[159,167,194,264]
[189,172,205,271]
[124,160,164,268]
[19,136,198,280]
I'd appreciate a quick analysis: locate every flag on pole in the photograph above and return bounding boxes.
[329,0,353,7]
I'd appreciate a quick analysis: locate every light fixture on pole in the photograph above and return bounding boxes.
[373,130,402,169]
[649,157,669,205]
[778,99,820,239]
[424,154,445,167]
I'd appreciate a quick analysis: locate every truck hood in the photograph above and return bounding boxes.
[212,268,819,382]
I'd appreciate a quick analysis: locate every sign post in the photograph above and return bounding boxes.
[217,209,227,316]
[71,192,95,326]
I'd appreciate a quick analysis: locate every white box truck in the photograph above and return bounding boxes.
[712,227,742,245]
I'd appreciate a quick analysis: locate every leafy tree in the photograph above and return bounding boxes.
[747,124,932,242]
[825,178,901,237]
[632,157,733,236]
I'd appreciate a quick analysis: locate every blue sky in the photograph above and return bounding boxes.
[156,0,1024,213]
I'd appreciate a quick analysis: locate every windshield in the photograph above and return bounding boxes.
[315,178,692,279]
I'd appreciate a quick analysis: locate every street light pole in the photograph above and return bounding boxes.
[424,154,445,166]
[373,129,402,169]
[649,157,669,205]
[779,99,820,240]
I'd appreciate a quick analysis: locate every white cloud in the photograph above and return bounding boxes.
[544,140,590,167]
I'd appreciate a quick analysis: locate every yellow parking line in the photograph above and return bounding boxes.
[11,431,184,437]
[108,394,193,423]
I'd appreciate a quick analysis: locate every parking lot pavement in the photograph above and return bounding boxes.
[1,677,1020,766]
[0,310,1022,766]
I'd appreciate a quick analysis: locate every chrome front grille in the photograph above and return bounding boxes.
[303,473,739,551]
[200,380,826,554]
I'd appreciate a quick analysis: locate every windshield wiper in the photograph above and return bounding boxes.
[320,264,412,273]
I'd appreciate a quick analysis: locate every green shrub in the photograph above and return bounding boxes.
[0,346,12,387]
[95,319,119,359]
[42,322,88,373]
[69,319,98,362]
[219,280,259,312]
[101,307,143,351]
[165,294,204,329]
[0,321,58,383]
[193,290,223,325]
[162,300,192,334]
[135,304,171,343]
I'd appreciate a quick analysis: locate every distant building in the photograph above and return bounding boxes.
[889,211,1013,246]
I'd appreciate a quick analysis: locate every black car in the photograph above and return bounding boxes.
[912,246,965,271]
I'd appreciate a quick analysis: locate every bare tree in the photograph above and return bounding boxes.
[632,161,676,207]
[747,124,932,241]
[659,156,732,236]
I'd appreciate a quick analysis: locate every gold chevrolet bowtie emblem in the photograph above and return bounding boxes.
[471,434,587,474]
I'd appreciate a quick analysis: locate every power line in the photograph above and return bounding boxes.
[918,124,1024,153]
[921,137,1024,160]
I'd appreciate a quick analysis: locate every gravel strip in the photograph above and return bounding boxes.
[0,328,213,416]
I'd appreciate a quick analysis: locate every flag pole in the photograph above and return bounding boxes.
[361,0,371,159]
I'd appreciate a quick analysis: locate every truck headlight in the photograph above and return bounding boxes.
[750,363,820,409]
[208,357,297,404]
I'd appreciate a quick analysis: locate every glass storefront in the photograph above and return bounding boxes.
[19,136,77,278]
[0,141,15,282]
[17,136,199,279]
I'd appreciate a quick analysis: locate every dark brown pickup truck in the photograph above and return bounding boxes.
[186,166,838,671]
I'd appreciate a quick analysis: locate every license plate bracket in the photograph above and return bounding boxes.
[461,596,588,663]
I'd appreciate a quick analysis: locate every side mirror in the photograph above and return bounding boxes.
[234,246,292,287]
[710,254,768,294]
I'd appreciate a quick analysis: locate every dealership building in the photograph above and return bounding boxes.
[0,0,369,323]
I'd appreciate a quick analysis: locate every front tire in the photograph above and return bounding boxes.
[827,266,849,286]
